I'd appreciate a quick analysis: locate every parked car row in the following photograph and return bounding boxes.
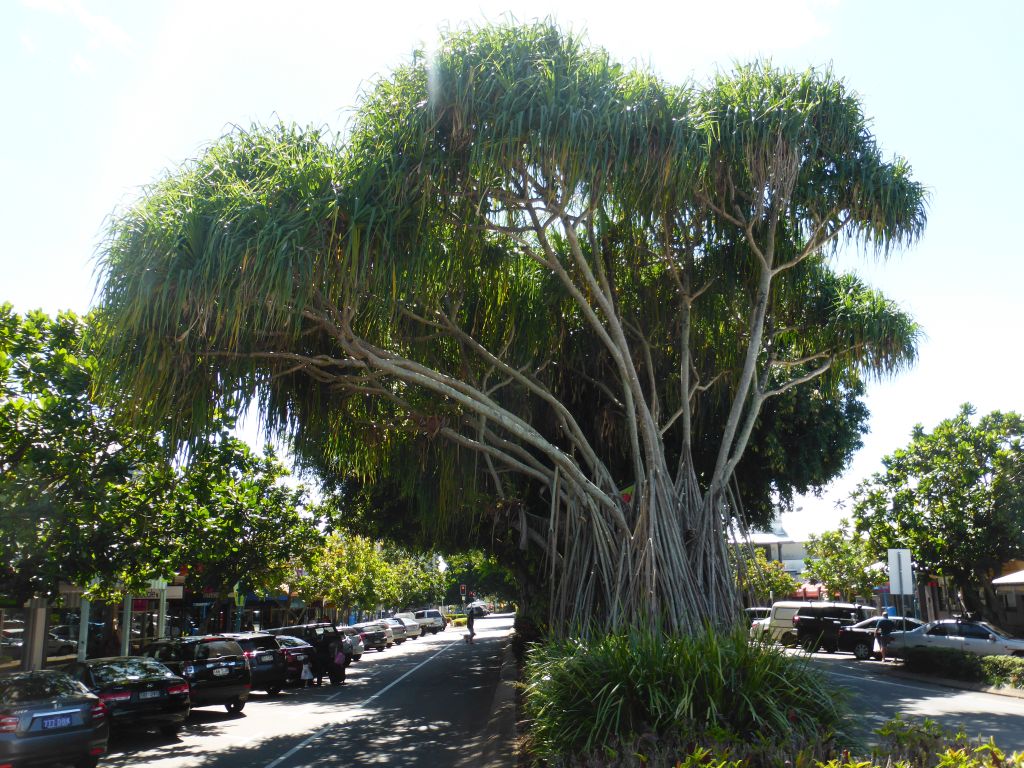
[0,614,451,767]
[748,600,1024,661]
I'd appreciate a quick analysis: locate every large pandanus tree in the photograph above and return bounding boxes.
[95,23,925,634]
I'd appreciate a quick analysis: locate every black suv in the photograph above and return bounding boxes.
[792,602,878,653]
[222,633,288,695]
[141,636,250,713]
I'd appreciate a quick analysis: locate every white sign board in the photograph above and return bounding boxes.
[143,586,184,600]
[888,548,913,595]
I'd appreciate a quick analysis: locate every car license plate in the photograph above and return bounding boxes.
[259,653,274,663]
[139,690,161,700]
[41,715,72,730]
[212,667,229,677]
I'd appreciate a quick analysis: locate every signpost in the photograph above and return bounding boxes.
[888,548,914,617]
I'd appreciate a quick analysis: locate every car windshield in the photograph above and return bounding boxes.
[91,658,173,686]
[273,635,308,648]
[0,672,88,704]
[236,636,277,651]
[978,622,1014,638]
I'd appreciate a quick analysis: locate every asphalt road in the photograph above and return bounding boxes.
[98,614,515,768]
[801,650,1024,753]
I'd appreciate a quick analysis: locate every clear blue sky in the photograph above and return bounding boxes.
[3,1,1021,538]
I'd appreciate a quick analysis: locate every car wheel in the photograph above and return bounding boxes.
[852,641,872,661]
[266,686,281,696]
[226,698,245,714]
[159,723,180,737]
[823,643,837,654]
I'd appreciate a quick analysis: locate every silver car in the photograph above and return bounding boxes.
[338,626,364,662]
[888,619,1024,658]
[380,618,408,644]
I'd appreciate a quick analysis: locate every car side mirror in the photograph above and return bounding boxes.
[989,634,997,642]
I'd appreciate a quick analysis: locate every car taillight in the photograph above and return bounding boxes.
[244,650,255,658]
[100,691,131,705]
[167,683,189,696]
[0,715,19,733]
[359,633,367,642]
[90,700,108,721]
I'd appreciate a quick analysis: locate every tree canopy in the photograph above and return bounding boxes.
[853,404,1024,616]
[0,305,321,603]
[94,22,925,633]
[802,519,886,602]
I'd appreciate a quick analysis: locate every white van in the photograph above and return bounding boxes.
[748,601,808,645]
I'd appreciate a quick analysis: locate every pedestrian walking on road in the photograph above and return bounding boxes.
[465,607,476,644]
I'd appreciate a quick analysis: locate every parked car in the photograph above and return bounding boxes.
[63,656,190,736]
[271,635,316,686]
[747,601,805,644]
[338,626,364,663]
[380,618,408,644]
[792,602,878,653]
[413,609,446,634]
[836,616,925,660]
[222,633,288,695]
[141,636,250,713]
[1,628,78,659]
[888,619,1024,659]
[393,614,422,640]
[0,669,109,768]
[352,621,391,652]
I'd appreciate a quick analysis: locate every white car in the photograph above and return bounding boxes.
[888,619,1024,658]
[413,609,446,634]
[393,614,422,639]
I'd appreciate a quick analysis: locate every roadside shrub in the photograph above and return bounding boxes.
[903,647,1024,689]
[980,655,1024,689]
[903,647,986,681]
[521,624,847,766]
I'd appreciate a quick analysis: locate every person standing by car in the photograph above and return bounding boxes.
[329,637,346,685]
[875,614,896,662]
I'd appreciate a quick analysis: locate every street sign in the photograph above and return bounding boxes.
[888,548,913,595]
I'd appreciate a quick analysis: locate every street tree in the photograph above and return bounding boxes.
[734,548,798,607]
[173,434,323,600]
[852,405,1024,616]
[295,532,388,615]
[94,22,925,633]
[0,306,177,601]
[803,520,886,602]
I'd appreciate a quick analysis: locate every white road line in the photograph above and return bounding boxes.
[263,638,461,768]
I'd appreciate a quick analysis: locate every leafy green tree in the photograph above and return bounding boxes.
[443,550,517,606]
[295,532,387,614]
[173,434,323,599]
[803,520,886,602]
[0,305,177,600]
[852,405,1024,617]
[734,548,798,607]
[94,23,925,633]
